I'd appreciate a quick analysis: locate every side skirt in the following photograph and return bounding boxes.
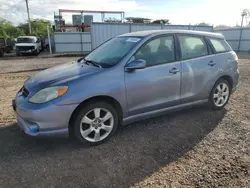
[122,99,208,125]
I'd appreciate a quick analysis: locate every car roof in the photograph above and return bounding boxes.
[119,30,223,39]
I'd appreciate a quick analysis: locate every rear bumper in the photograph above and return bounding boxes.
[232,69,239,93]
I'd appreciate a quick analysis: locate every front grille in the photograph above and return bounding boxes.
[21,87,29,97]
[17,46,34,51]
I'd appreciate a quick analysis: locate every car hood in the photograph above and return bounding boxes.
[24,62,101,91]
[16,43,36,46]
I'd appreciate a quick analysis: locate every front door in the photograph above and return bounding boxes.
[125,35,181,116]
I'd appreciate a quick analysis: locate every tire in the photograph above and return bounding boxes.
[5,47,12,53]
[209,79,231,110]
[73,101,119,145]
[6,50,11,53]
[34,48,39,56]
[0,49,4,57]
[16,51,20,56]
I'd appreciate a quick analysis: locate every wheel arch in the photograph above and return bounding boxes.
[68,95,123,135]
[208,75,233,99]
[217,75,233,89]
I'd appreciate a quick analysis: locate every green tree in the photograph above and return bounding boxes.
[151,19,170,25]
[125,17,151,23]
[197,22,211,26]
[0,19,24,38]
[18,19,51,38]
[215,25,230,28]
[104,17,121,23]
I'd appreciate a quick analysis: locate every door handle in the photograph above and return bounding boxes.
[208,60,216,66]
[169,67,180,74]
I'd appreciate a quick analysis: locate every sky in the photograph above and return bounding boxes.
[0,0,250,26]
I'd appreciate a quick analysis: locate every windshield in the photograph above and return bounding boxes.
[17,38,35,43]
[85,36,142,68]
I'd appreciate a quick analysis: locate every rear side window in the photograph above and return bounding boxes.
[209,38,231,53]
[178,35,208,60]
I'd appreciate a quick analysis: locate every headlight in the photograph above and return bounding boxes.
[29,86,68,104]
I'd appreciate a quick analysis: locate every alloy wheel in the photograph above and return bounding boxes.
[213,83,229,107]
[80,108,114,142]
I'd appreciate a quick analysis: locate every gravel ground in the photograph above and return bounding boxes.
[0,57,77,73]
[0,56,249,188]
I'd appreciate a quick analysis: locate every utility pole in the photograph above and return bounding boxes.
[25,0,32,34]
[238,10,249,51]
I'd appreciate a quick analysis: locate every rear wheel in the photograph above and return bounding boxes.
[209,79,231,110]
[73,101,118,145]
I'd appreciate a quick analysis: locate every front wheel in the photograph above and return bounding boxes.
[16,51,20,56]
[34,48,39,56]
[73,101,118,145]
[209,79,231,110]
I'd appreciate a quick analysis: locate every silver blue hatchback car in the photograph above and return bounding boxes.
[13,30,239,145]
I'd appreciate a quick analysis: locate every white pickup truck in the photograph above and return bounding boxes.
[15,36,42,56]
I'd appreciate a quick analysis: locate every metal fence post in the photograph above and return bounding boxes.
[80,33,83,52]
[238,14,245,52]
[238,28,243,52]
[47,25,52,54]
[90,22,94,50]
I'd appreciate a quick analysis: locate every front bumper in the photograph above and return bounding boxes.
[16,46,36,53]
[17,49,37,54]
[12,99,78,137]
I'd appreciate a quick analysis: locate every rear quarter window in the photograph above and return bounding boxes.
[209,38,231,53]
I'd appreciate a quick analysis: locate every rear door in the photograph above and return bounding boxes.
[177,34,219,103]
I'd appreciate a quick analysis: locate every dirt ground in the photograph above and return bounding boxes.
[0,55,250,188]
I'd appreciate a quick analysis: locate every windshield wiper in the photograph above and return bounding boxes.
[77,57,85,63]
[83,58,102,68]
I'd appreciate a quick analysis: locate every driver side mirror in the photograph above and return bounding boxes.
[125,59,146,72]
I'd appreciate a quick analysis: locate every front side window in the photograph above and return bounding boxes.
[179,35,208,60]
[133,35,175,67]
[85,36,142,68]
[209,38,231,53]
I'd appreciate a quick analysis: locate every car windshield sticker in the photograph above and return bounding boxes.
[126,38,141,43]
